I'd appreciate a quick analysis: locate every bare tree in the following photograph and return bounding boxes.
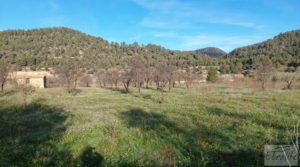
[18,84,35,108]
[153,64,169,91]
[55,58,83,91]
[129,56,145,93]
[174,70,184,87]
[279,72,300,89]
[0,61,10,92]
[253,57,273,90]
[183,68,194,89]
[144,67,153,89]
[120,69,133,92]
[96,69,106,87]
[81,74,93,87]
[166,65,175,91]
[110,69,120,89]
[103,69,119,89]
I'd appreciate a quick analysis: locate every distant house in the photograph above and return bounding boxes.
[9,71,52,88]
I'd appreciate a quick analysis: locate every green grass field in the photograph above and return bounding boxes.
[0,85,299,166]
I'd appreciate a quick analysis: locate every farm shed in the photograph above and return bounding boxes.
[9,71,52,88]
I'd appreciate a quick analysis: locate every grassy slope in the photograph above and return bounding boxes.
[0,85,299,166]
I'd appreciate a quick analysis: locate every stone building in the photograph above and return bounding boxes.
[9,71,52,88]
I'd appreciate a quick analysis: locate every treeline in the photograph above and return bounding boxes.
[0,27,217,73]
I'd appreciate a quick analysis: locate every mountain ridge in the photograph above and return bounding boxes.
[0,27,216,72]
[194,47,227,58]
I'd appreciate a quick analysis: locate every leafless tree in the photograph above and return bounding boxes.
[96,69,106,87]
[81,74,93,87]
[144,67,153,89]
[18,84,35,108]
[166,65,175,91]
[111,69,120,89]
[103,69,119,89]
[253,57,273,90]
[129,56,145,93]
[174,70,184,87]
[55,58,83,91]
[183,68,194,89]
[279,72,300,89]
[0,61,10,92]
[120,69,133,92]
[153,64,169,91]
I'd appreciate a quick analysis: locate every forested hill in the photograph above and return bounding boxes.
[195,47,226,58]
[0,27,215,72]
[228,29,300,68]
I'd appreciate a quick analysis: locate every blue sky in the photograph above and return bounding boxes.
[0,0,299,52]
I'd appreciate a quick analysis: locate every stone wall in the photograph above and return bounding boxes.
[9,71,52,88]
[16,78,45,88]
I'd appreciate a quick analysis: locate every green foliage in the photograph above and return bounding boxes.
[195,47,227,58]
[229,29,300,69]
[0,27,215,71]
[207,67,218,82]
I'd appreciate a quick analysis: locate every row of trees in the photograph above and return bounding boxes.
[1,56,299,94]
[55,56,206,93]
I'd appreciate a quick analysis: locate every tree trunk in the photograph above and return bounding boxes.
[123,81,130,92]
[286,78,294,89]
[115,81,118,89]
[1,83,4,92]
[156,81,160,90]
[261,81,265,90]
[146,80,149,89]
[186,81,189,89]
[138,81,141,93]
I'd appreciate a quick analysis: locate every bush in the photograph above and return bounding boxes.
[207,67,218,82]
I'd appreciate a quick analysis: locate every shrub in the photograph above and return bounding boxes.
[207,67,218,82]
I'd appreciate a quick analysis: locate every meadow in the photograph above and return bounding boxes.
[0,83,299,167]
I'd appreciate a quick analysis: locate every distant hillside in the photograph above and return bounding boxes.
[228,29,300,67]
[0,27,215,72]
[1,27,299,73]
[195,47,226,58]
